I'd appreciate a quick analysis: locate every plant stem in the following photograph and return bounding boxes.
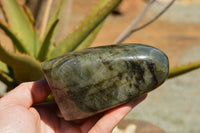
[115,0,176,44]
[39,0,53,41]
[114,0,156,44]
[168,60,200,79]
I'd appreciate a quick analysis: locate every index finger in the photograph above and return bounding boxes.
[0,79,50,108]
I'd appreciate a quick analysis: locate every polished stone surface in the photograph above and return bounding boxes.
[42,43,169,120]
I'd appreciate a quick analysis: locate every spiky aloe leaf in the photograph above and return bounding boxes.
[0,61,8,73]
[0,44,43,83]
[40,0,67,47]
[74,22,104,51]
[0,69,15,91]
[37,20,59,61]
[49,0,122,58]
[22,4,35,26]
[45,0,66,33]
[0,69,12,82]
[0,0,38,56]
[168,60,200,78]
[0,20,29,54]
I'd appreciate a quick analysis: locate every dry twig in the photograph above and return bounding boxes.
[115,0,176,44]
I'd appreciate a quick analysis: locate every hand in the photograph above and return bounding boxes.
[0,79,146,133]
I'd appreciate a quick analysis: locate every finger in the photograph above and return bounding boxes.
[89,94,147,133]
[1,79,50,108]
[34,103,60,128]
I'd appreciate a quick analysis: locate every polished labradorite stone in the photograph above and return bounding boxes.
[42,43,169,120]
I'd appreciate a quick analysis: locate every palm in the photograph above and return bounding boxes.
[34,103,102,133]
[0,80,146,133]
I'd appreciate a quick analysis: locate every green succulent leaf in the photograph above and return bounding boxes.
[0,61,9,73]
[0,62,14,89]
[22,5,35,26]
[0,20,29,54]
[41,0,67,46]
[0,69,12,82]
[0,69,15,90]
[74,22,104,51]
[49,0,122,58]
[37,20,59,62]
[168,60,200,78]
[0,0,39,56]
[43,94,55,103]
[0,44,43,83]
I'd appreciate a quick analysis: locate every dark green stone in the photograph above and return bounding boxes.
[42,43,169,120]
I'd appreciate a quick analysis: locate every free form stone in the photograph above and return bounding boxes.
[42,43,169,120]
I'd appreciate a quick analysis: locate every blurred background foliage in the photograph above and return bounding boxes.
[0,0,200,132]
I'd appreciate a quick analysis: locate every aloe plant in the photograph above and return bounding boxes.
[0,0,200,97]
[0,0,122,91]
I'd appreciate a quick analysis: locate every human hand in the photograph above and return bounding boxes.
[0,79,146,133]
